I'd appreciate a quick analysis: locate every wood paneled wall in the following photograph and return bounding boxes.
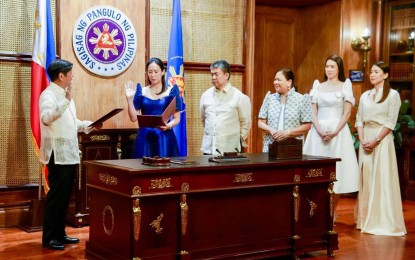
[252,0,377,152]
[59,0,146,129]
[58,0,377,150]
[296,1,341,93]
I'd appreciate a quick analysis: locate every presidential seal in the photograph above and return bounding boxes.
[72,5,137,77]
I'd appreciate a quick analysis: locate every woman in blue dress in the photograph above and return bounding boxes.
[125,57,181,158]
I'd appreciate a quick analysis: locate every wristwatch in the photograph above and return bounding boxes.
[375,137,381,144]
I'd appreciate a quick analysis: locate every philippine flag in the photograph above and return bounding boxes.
[30,0,56,193]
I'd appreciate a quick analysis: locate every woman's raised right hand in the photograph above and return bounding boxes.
[125,80,136,99]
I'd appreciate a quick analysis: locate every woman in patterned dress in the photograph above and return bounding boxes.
[258,68,312,152]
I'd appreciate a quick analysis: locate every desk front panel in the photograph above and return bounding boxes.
[85,154,338,259]
[86,154,336,195]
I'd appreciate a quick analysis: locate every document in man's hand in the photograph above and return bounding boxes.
[137,97,176,128]
[88,108,124,127]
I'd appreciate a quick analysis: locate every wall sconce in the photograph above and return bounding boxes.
[351,27,371,68]
[409,31,415,51]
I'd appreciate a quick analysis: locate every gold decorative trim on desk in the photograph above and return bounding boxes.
[149,213,164,234]
[132,186,142,195]
[90,134,110,141]
[116,142,122,160]
[180,194,188,235]
[129,133,137,140]
[293,185,300,222]
[233,173,254,183]
[291,234,301,240]
[328,183,334,218]
[78,146,83,190]
[102,205,114,236]
[133,199,141,241]
[181,183,189,192]
[99,173,118,186]
[77,162,82,190]
[307,198,318,217]
[330,172,336,181]
[180,250,189,255]
[149,178,173,189]
[306,168,323,178]
[294,174,301,182]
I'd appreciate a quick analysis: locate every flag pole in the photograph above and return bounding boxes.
[38,164,43,200]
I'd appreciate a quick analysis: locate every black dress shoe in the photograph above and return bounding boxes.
[61,235,80,244]
[43,240,65,250]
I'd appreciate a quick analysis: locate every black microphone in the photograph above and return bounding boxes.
[216,149,222,155]
[235,148,240,154]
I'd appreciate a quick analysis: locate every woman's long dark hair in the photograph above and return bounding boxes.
[146,57,167,94]
[373,61,390,104]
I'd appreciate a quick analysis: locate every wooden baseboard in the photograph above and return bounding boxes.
[18,199,45,232]
[0,184,40,228]
[0,205,29,228]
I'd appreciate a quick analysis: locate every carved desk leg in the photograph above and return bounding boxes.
[327,182,338,256]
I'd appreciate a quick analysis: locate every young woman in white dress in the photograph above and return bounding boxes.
[355,61,406,236]
[303,54,359,220]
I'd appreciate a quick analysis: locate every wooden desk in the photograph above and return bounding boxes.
[84,154,339,259]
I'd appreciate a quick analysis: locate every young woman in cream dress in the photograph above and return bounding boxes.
[355,61,406,236]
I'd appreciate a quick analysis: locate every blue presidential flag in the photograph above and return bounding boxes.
[166,0,187,156]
